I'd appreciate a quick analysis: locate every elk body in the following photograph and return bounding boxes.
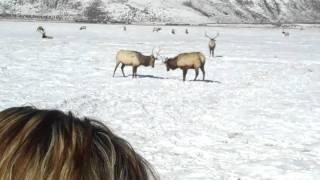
[113,50,157,78]
[80,26,86,30]
[282,30,290,37]
[37,26,53,39]
[153,27,162,32]
[164,52,206,81]
[205,32,219,57]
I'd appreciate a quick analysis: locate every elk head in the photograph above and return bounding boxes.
[37,26,45,34]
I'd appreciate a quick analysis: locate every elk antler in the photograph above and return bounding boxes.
[205,32,220,40]
[213,32,220,39]
[205,32,212,39]
[152,47,155,56]
[152,47,162,58]
[156,47,161,58]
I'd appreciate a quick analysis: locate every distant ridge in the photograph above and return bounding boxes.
[1,0,320,24]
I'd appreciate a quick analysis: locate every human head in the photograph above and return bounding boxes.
[0,106,158,180]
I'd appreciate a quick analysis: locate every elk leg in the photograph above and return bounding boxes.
[121,64,126,77]
[132,66,137,78]
[113,62,120,77]
[194,68,199,81]
[182,69,188,81]
[134,66,138,78]
[200,65,205,80]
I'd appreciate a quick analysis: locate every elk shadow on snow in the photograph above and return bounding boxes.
[112,74,165,79]
[189,79,222,84]
[114,74,221,83]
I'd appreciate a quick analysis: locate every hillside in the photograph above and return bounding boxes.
[1,0,320,24]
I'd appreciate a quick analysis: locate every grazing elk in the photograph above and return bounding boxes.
[37,26,53,39]
[205,32,219,57]
[80,26,87,30]
[282,29,290,37]
[164,52,206,81]
[113,49,160,78]
[153,27,162,32]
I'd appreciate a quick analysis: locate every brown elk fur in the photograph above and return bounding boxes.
[164,52,206,81]
[113,50,157,78]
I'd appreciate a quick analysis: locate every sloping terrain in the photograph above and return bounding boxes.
[1,0,320,24]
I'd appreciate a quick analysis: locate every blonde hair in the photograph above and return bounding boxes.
[0,106,158,180]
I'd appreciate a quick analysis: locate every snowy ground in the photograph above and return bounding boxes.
[1,21,320,180]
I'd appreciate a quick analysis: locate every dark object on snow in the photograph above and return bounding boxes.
[80,26,87,30]
[282,29,290,37]
[37,26,53,39]
[153,27,162,32]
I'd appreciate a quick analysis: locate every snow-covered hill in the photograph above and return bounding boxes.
[1,0,320,24]
[1,21,320,180]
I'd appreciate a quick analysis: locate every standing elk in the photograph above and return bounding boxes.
[113,49,160,78]
[37,26,53,39]
[164,52,206,81]
[80,26,87,30]
[205,32,219,57]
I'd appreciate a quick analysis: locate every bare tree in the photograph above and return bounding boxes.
[84,0,108,23]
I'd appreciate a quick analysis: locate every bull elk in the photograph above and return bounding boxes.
[164,52,206,81]
[205,32,219,57]
[37,26,53,39]
[113,48,160,78]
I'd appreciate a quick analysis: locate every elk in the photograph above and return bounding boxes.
[205,32,219,57]
[113,49,160,78]
[282,29,290,37]
[153,27,162,32]
[37,26,53,39]
[185,28,189,34]
[164,52,206,81]
[171,29,176,34]
[80,26,87,30]
[123,26,127,31]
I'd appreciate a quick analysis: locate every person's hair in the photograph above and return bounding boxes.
[0,106,158,180]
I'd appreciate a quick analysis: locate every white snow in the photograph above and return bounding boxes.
[0,21,320,180]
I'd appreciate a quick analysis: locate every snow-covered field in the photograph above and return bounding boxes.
[1,21,320,180]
